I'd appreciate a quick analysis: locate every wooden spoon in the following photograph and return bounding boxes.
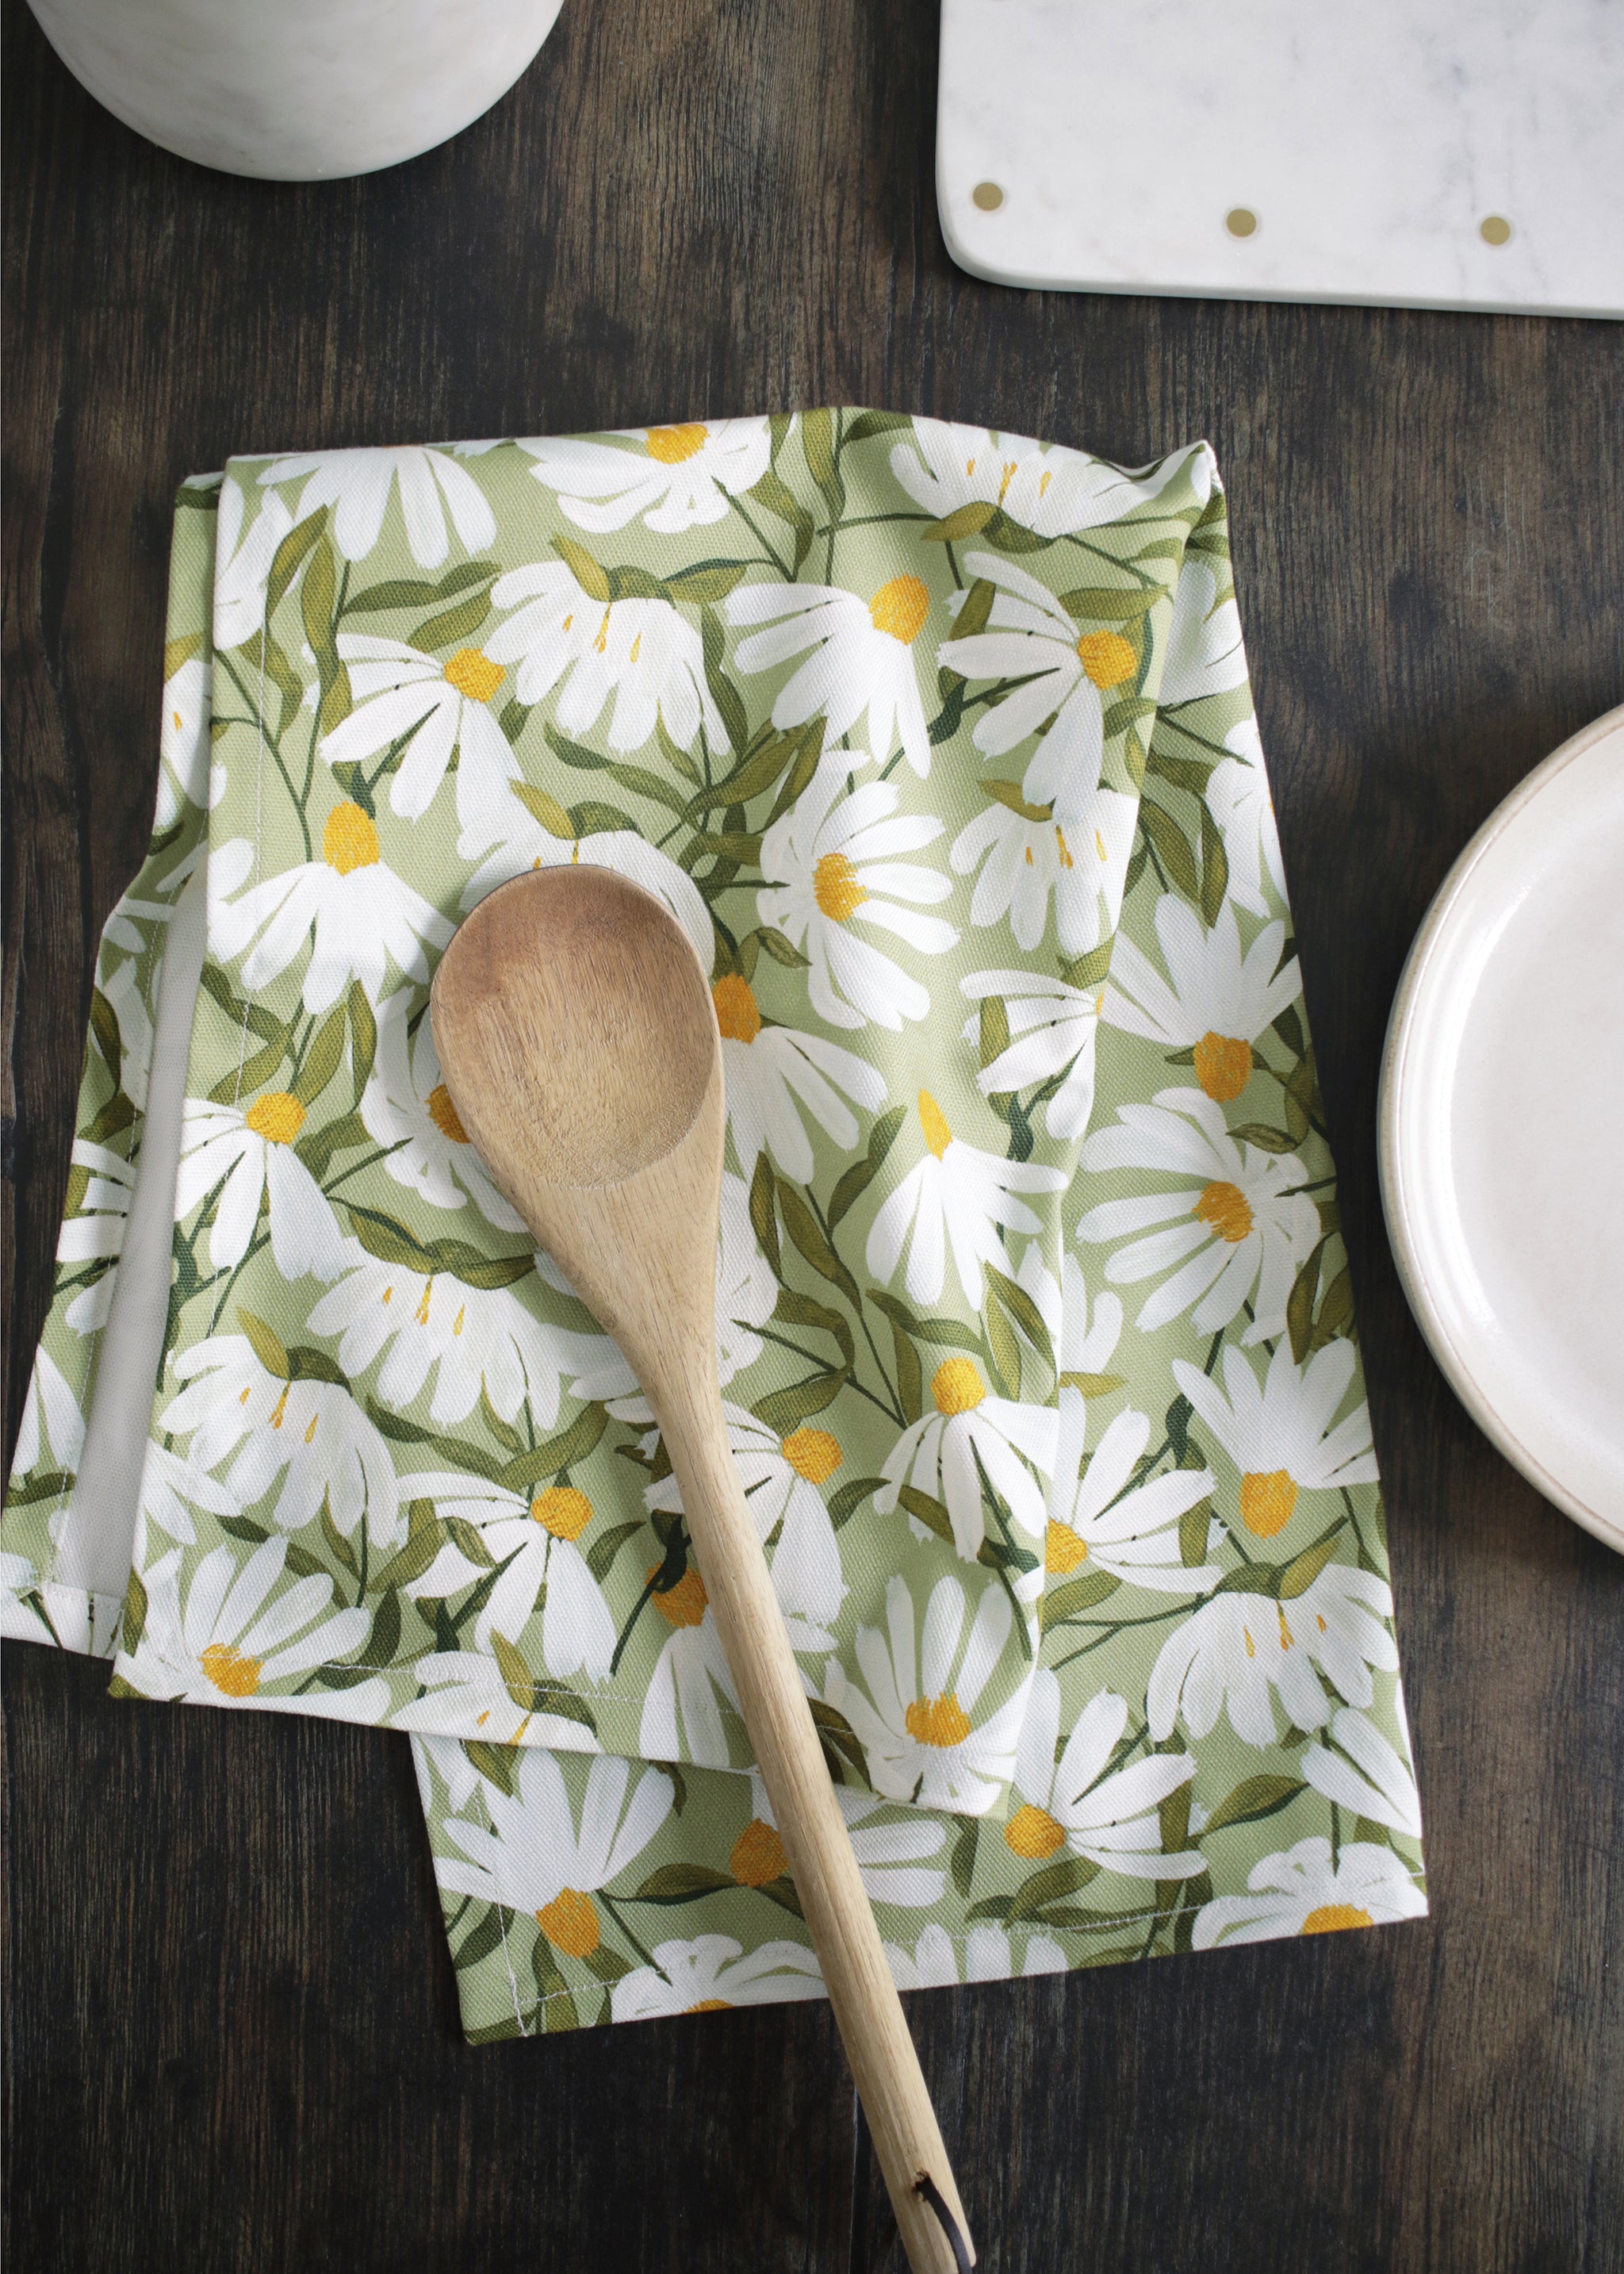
[431,866,975,2274]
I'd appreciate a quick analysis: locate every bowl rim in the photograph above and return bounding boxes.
[1377,699,1624,1557]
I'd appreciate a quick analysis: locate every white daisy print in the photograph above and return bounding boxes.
[174,1094,342,1278]
[842,1574,1024,1812]
[156,652,216,826]
[1104,895,1300,1105]
[305,1244,573,1432]
[213,477,294,652]
[1205,715,1288,919]
[884,1922,1067,1990]
[99,947,164,1118]
[727,576,934,777]
[1147,1563,1400,1748]
[612,1934,827,2022]
[135,1441,242,1551]
[0,1551,56,1646]
[637,1563,741,1770]
[460,809,714,972]
[1078,1088,1320,1344]
[483,563,720,753]
[1156,558,1248,708]
[318,633,520,825]
[391,1471,616,1680]
[960,968,1101,1138]
[1192,1835,1425,1950]
[55,1140,136,1331]
[737,1771,948,1909]
[951,781,1139,959]
[437,1750,673,1966]
[710,971,886,1180]
[866,1087,1067,1309]
[161,1333,401,1546]
[646,1403,848,1653]
[1045,1393,1220,1594]
[126,1540,382,1712]
[400,1652,601,1751]
[209,815,453,1012]
[757,758,957,1032]
[888,424,1192,540]
[1060,1251,1124,1379]
[359,995,523,1232]
[1007,1670,1204,1881]
[1302,1704,1423,1840]
[519,417,772,533]
[1171,1340,1379,1543]
[259,445,496,569]
[938,550,1139,807]
[877,1355,1056,1566]
[12,1348,85,1477]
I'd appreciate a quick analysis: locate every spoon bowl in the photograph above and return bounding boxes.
[431,867,975,2274]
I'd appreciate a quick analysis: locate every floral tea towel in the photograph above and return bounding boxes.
[2,414,1425,2044]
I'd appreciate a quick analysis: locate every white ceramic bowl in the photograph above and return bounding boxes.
[1379,702,1624,1555]
[29,0,564,181]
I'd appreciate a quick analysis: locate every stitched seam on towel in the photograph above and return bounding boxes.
[202,548,269,1347]
[40,872,176,1593]
[478,1780,534,2038]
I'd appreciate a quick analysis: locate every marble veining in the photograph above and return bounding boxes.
[938,0,1624,316]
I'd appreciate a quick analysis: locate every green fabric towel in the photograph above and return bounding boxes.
[2,415,1423,2042]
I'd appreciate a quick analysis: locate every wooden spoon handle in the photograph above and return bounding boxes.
[661,1386,975,2274]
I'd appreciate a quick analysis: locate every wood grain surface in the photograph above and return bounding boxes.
[3,0,1621,2266]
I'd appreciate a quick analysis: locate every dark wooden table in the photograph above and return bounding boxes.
[5,2,1621,2266]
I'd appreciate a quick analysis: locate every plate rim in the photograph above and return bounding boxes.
[1377,700,1624,1557]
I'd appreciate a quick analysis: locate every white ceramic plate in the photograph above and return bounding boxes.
[1380,704,1624,1554]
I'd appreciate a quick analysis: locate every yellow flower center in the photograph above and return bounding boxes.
[1239,1470,1299,1538]
[782,1426,842,1483]
[423,1083,469,1145]
[1193,1032,1254,1103]
[650,1564,709,1628]
[712,973,762,1044]
[535,1888,599,1958]
[868,573,930,645]
[245,1091,306,1145]
[645,423,707,464]
[201,1641,262,1698]
[687,1997,732,2012]
[1194,1178,1254,1244]
[1075,629,1136,690]
[904,1691,972,1749]
[442,646,504,703]
[730,1819,788,1887]
[322,800,380,875]
[931,1357,984,1417]
[1044,1521,1088,1575]
[918,1089,953,1160]
[531,1486,593,1541]
[1004,1803,1066,1860]
[1300,1904,1374,1936]
[814,850,868,922]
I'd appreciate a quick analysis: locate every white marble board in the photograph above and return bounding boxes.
[936,0,1624,317]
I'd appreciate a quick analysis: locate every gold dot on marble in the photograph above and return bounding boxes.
[972,182,1005,212]
[1225,207,1258,239]
[1480,214,1512,246]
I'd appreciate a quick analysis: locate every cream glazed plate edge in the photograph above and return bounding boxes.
[1379,703,1624,1556]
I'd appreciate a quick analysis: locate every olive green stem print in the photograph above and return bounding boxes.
[2,416,1424,2043]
